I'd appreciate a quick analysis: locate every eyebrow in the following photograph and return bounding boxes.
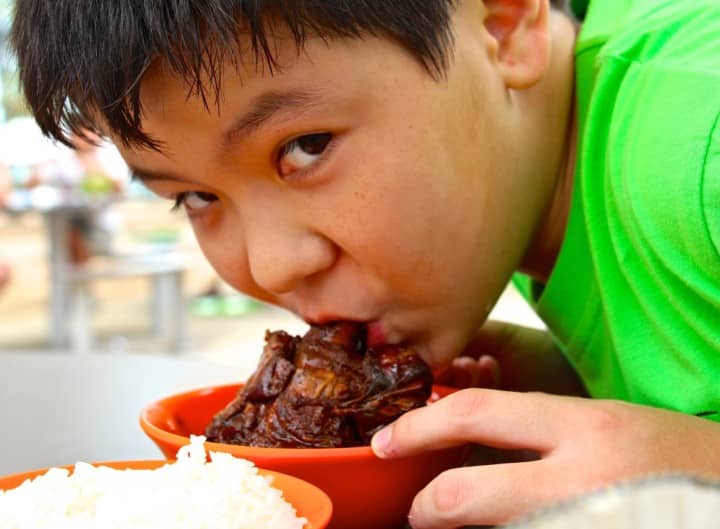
[129,167,192,185]
[129,88,326,183]
[221,88,324,147]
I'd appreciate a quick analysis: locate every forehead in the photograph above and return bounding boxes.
[111,34,426,170]
[118,41,312,157]
[125,34,425,144]
[137,31,296,117]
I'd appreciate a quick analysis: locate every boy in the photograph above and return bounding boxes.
[12,0,720,526]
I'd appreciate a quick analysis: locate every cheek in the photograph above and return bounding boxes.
[193,222,237,281]
[320,171,456,298]
[189,216,273,302]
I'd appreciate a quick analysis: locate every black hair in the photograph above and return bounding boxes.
[12,1,572,149]
[11,0,460,149]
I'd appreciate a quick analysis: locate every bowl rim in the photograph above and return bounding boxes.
[139,382,457,459]
[0,460,333,529]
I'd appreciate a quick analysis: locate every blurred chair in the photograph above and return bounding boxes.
[66,251,190,354]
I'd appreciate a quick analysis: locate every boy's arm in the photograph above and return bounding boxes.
[437,320,587,397]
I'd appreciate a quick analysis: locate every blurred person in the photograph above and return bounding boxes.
[0,162,12,293]
[0,263,9,293]
[0,161,10,208]
[30,130,127,264]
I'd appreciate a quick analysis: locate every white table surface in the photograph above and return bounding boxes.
[0,351,250,475]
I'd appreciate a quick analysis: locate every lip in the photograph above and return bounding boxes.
[302,315,391,348]
[303,313,363,325]
[366,320,388,348]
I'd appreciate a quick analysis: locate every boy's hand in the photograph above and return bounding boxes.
[441,320,587,396]
[433,355,501,389]
[371,389,720,528]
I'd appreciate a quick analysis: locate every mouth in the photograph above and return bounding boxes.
[300,313,394,349]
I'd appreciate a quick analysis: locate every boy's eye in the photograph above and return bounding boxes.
[172,191,218,213]
[277,133,332,179]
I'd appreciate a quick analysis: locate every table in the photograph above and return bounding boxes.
[3,355,718,529]
[4,188,118,347]
[43,203,106,347]
[0,352,252,475]
[3,189,190,352]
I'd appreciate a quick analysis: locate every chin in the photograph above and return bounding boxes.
[410,331,466,371]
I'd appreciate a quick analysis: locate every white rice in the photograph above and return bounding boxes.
[0,435,307,529]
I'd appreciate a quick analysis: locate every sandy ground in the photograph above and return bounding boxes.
[0,198,543,372]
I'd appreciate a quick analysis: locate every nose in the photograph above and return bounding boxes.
[244,207,337,295]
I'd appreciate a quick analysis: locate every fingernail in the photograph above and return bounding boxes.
[371,425,392,457]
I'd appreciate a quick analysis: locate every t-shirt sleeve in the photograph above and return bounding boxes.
[702,113,720,264]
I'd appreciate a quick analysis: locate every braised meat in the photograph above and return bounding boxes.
[205,321,433,447]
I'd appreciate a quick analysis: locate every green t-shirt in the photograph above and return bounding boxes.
[517,0,720,419]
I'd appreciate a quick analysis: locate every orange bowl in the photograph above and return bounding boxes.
[140,384,469,529]
[0,460,332,529]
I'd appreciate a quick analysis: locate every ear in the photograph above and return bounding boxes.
[483,0,551,89]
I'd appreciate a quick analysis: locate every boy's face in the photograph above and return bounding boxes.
[118,15,551,368]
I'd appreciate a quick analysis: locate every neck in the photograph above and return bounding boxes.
[518,10,579,283]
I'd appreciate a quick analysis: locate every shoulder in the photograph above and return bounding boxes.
[578,0,720,69]
[581,83,720,281]
[576,1,720,272]
[700,116,720,262]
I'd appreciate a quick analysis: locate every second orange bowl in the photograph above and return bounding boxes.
[140,383,469,529]
[0,460,332,529]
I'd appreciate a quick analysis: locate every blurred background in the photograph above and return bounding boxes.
[0,0,309,371]
[0,0,542,371]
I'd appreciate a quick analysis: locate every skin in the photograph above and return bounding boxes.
[110,0,720,526]
[376,390,720,527]
[120,0,574,370]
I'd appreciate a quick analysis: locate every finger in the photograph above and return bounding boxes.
[454,357,482,388]
[434,357,481,388]
[449,356,500,388]
[433,356,499,389]
[475,355,501,388]
[408,460,572,528]
[372,388,583,458]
